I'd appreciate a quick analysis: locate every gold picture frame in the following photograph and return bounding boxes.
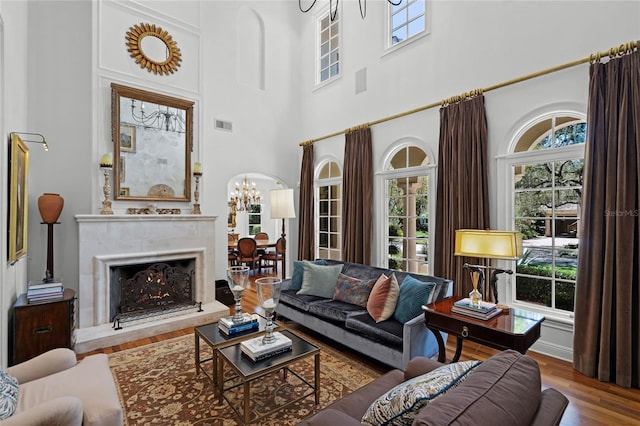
[8,134,29,262]
[125,22,182,75]
[120,124,136,152]
[227,200,237,229]
[120,156,126,182]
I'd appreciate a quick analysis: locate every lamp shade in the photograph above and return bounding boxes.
[454,229,523,260]
[270,188,296,219]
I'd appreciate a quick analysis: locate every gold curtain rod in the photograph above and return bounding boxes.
[299,40,639,147]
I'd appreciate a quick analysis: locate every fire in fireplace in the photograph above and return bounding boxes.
[110,259,201,328]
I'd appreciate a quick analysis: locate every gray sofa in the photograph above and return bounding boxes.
[275,259,453,369]
[298,350,569,426]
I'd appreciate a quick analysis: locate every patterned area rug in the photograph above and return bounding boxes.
[109,330,382,425]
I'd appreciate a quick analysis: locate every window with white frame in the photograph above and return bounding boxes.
[316,161,342,260]
[389,0,426,47]
[510,115,586,315]
[383,146,433,273]
[318,10,340,84]
[248,203,262,236]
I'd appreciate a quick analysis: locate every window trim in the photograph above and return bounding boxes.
[315,158,343,260]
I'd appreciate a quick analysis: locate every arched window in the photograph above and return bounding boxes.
[316,160,342,260]
[508,114,586,315]
[382,145,434,273]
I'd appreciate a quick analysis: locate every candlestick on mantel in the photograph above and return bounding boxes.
[99,153,114,215]
[192,164,202,214]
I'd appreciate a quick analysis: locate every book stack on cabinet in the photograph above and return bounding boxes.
[27,280,64,303]
[451,298,503,320]
[219,313,259,336]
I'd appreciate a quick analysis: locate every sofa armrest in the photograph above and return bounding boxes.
[1,396,83,426]
[529,388,569,426]
[403,356,444,380]
[6,348,77,384]
[401,313,446,368]
[296,408,364,426]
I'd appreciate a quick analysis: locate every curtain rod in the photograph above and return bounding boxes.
[299,40,639,147]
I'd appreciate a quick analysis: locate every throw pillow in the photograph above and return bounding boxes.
[393,276,436,324]
[366,273,400,323]
[332,273,375,307]
[289,259,327,291]
[0,369,19,420]
[297,262,344,298]
[361,360,481,426]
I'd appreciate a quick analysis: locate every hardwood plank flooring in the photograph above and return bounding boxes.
[81,271,640,425]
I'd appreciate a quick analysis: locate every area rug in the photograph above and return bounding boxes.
[109,331,382,425]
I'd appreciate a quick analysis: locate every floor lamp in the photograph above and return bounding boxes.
[454,229,523,305]
[270,189,296,279]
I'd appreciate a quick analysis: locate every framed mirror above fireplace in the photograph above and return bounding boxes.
[111,83,194,202]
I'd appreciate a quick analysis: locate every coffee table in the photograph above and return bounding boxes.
[423,296,545,363]
[194,315,276,386]
[216,329,320,425]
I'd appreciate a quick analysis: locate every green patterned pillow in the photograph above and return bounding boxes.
[0,369,19,420]
[362,360,481,426]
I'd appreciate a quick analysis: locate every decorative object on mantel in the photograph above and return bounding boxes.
[99,153,114,215]
[125,22,182,75]
[229,176,260,212]
[126,207,181,215]
[192,163,202,214]
[38,193,64,281]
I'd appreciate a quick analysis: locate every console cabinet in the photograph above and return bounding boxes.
[11,288,76,366]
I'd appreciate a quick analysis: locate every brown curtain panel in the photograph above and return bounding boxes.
[297,143,315,261]
[573,50,640,388]
[433,96,490,296]
[342,127,373,265]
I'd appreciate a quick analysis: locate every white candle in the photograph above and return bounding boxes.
[263,298,276,309]
[232,285,244,292]
[194,163,202,174]
[100,152,113,167]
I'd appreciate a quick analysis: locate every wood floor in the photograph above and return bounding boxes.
[81,272,640,425]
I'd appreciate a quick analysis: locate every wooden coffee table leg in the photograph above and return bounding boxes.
[314,353,320,404]
[194,333,200,375]
[244,381,251,424]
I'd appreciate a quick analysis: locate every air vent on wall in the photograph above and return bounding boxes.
[214,119,233,132]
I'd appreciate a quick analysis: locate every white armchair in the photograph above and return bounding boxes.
[2,348,122,425]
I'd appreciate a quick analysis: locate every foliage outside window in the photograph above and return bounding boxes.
[317,161,342,260]
[389,0,426,46]
[384,146,431,273]
[513,118,585,313]
[318,11,340,83]
[248,204,262,236]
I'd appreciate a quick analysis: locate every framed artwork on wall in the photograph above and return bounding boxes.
[8,133,29,262]
[120,124,136,152]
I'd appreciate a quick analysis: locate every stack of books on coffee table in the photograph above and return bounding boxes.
[27,280,64,303]
[451,298,502,320]
[240,332,293,361]
[219,314,259,336]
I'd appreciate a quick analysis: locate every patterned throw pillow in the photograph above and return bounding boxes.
[0,369,19,420]
[366,273,400,323]
[297,262,344,298]
[393,276,435,324]
[332,273,375,307]
[362,360,481,426]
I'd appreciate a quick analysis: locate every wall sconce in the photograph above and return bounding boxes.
[9,132,49,151]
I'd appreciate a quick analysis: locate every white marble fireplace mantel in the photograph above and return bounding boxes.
[75,214,227,352]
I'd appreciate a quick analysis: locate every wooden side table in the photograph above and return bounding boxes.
[10,288,76,365]
[423,296,544,363]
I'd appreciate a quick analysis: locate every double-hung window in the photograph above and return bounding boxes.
[318,10,340,84]
[389,0,427,47]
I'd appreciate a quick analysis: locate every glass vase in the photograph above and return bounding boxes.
[227,265,250,323]
[255,277,282,345]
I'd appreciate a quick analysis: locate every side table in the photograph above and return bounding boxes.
[422,296,544,363]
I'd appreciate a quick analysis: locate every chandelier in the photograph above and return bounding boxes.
[230,176,261,212]
[299,0,403,21]
[130,99,185,133]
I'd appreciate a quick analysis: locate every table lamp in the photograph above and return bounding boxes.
[454,229,523,305]
[270,188,296,279]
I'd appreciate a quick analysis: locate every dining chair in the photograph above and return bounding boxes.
[228,234,238,266]
[261,237,284,275]
[236,237,261,274]
[254,232,269,256]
